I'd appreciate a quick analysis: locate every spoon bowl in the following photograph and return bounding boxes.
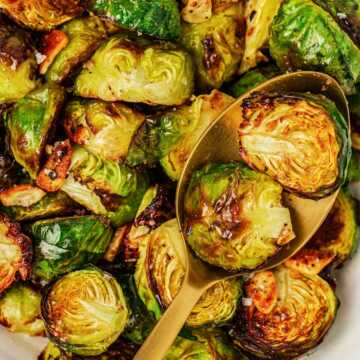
[134,71,350,360]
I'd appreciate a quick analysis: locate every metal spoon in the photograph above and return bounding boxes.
[134,71,350,360]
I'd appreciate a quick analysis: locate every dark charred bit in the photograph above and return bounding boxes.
[135,185,175,230]
[36,140,73,192]
[249,10,257,22]
[202,35,221,71]
[235,15,247,39]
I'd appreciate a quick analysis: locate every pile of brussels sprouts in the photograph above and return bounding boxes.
[0,0,359,359]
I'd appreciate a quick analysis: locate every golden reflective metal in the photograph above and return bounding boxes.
[134,71,350,360]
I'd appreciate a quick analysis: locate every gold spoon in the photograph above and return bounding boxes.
[134,71,350,360]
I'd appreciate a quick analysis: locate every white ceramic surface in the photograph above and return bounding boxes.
[1,185,360,360]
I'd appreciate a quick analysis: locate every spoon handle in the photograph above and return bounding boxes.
[133,280,206,360]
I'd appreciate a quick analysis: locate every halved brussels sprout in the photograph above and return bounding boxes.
[122,184,175,266]
[127,90,234,180]
[0,15,38,104]
[74,34,194,106]
[32,215,113,281]
[0,184,46,207]
[42,266,129,356]
[88,0,181,40]
[230,266,338,359]
[61,146,149,227]
[0,283,44,336]
[0,0,84,30]
[45,16,108,84]
[69,145,144,198]
[0,213,32,294]
[64,99,145,161]
[0,191,78,222]
[238,92,351,198]
[285,189,359,274]
[270,0,360,95]
[184,163,294,271]
[7,84,66,179]
[165,330,244,360]
[228,64,279,98]
[61,174,108,215]
[181,3,245,89]
[135,219,242,327]
[313,0,360,48]
[239,0,282,74]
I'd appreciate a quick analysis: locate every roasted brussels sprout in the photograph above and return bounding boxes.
[0,0,84,31]
[44,16,108,84]
[230,266,338,359]
[122,184,175,266]
[181,2,245,89]
[0,184,46,207]
[285,189,359,274]
[127,90,234,180]
[32,215,113,281]
[0,15,38,104]
[239,0,282,74]
[7,84,66,179]
[88,0,181,40]
[238,92,351,198]
[74,34,194,106]
[228,64,279,97]
[313,0,360,48]
[0,283,44,336]
[64,100,145,161]
[165,331,244,360]
[135,219,242,327]
[270,0,360,95]
[184,163,294,271]
[64,145,140,199]
[61,146,149,227]
[0,213,32,294]
[0,191,78,222]
[42,266,129,356]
